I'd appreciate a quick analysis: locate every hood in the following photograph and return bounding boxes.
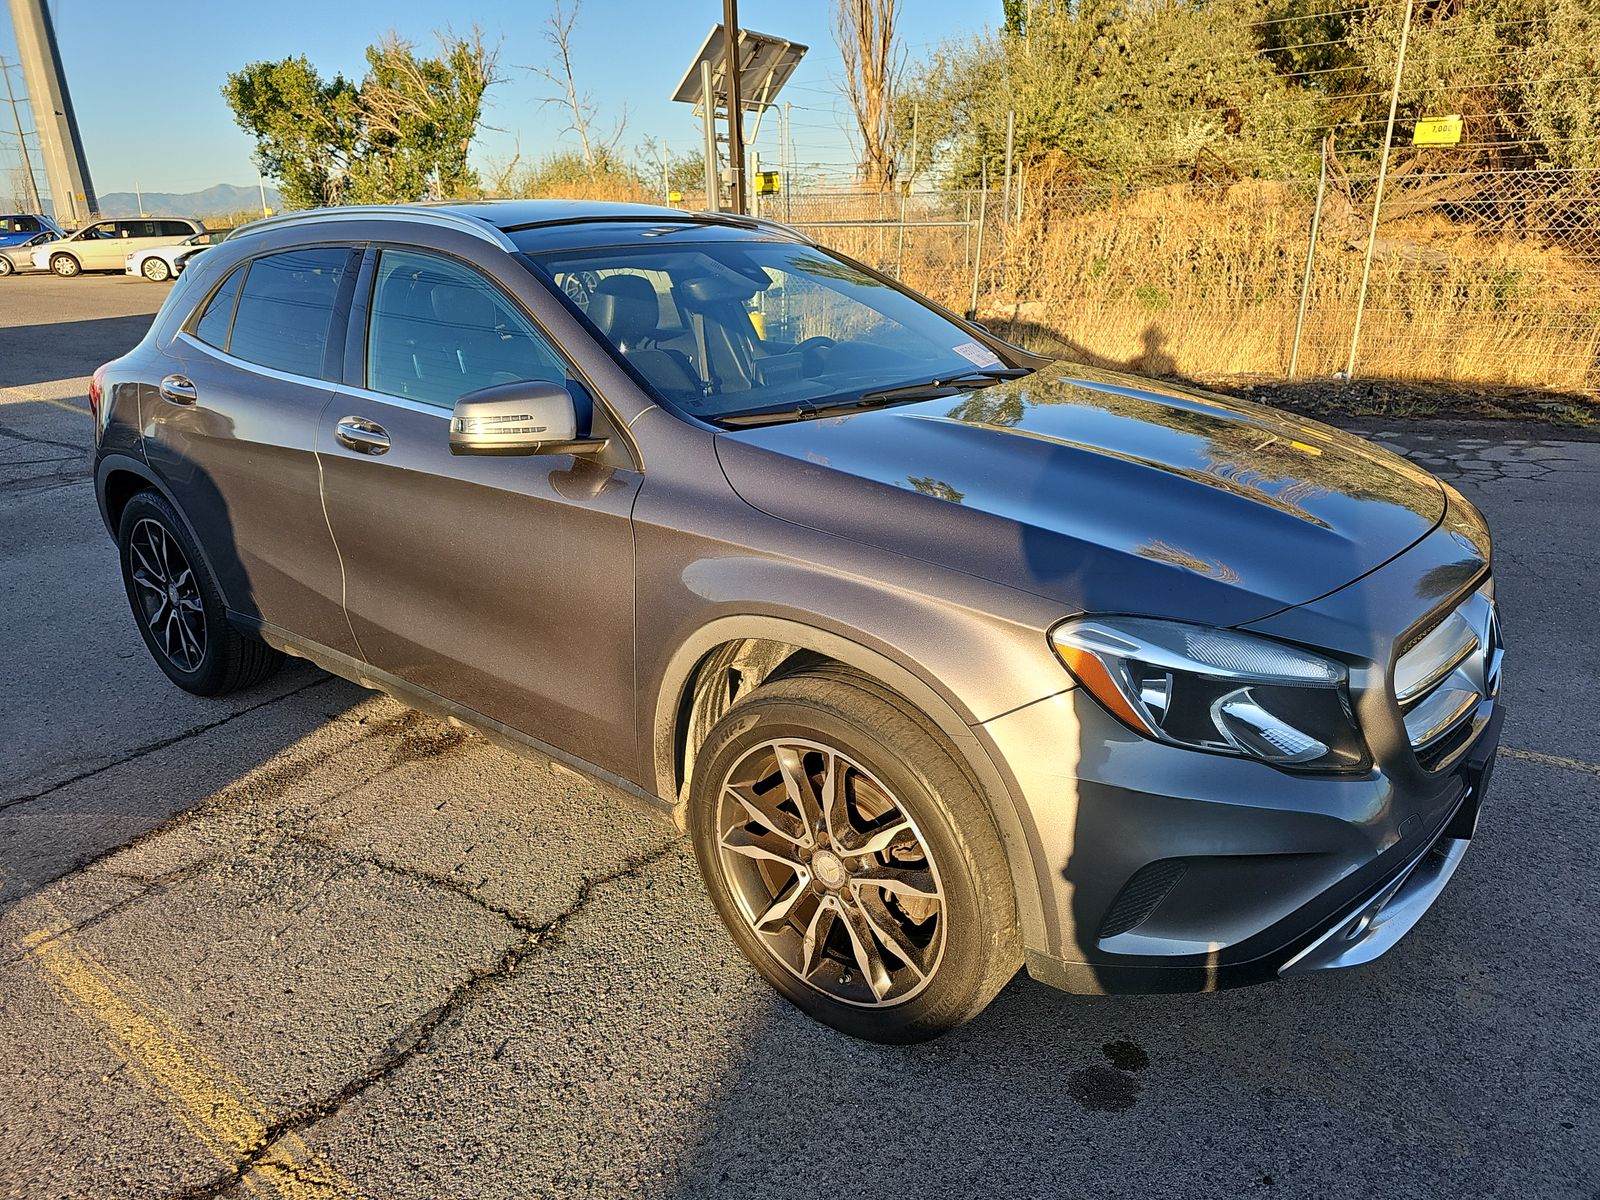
[714,364,1447,628]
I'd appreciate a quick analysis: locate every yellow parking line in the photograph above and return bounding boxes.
[12,889,359,1199]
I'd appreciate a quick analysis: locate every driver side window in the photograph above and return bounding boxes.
[366,250,573,408]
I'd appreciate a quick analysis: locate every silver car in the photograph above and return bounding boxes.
[90,200,1504,1042]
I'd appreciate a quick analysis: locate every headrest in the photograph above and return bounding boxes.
[587,273,660,349]
[429,282,498,332]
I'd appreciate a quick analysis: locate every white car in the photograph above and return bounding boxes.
[126,229,229,282]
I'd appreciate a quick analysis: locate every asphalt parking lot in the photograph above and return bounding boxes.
[2,272,1596,1200]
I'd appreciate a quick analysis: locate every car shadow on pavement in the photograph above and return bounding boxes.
[0,314,159,391]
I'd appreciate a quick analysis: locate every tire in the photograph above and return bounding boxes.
[117,490,283,696]
[0,256,13,277]
[141,256,171,282]
[689,669,1022,1042]
[50,253,80,278]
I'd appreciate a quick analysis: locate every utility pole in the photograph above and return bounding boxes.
[0,57,40,211]
[700,59,720,212]
[257,171,269,217]
[722,0,747,214]
[7,0,97,225]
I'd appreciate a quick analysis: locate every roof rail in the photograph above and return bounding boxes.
[497,209,814,244]
[226,205,517,251]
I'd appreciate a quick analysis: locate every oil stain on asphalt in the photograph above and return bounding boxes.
[1066,1039,1150,1112]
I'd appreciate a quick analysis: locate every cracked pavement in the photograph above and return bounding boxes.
[2,277,1597,1199]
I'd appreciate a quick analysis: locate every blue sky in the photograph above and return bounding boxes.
[0,0,997,197]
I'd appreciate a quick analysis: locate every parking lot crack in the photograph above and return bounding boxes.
[0,678,333,815]
[167,836,682,1200]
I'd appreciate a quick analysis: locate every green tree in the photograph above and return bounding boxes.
[224,29,498,209]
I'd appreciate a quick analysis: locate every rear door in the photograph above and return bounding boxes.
[144,245,362,654]
[318,245,641,776]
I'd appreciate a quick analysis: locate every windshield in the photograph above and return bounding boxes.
[523,238,1016,422]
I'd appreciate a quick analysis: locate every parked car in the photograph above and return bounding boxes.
[30,216,205,277]
[125,228,229,282]
[91,201,1503,1043]
[0,230,58,276]
[0,212,63,247]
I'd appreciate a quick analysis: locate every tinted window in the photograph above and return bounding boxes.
[366,249,572,407]
[227,247,350,377]
[160,220,195,237]
[1,216,40,234]
[193,265,244,349]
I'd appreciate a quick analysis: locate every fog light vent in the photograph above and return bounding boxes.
[1099,859,1189,939]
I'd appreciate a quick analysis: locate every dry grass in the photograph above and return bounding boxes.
[956,179,1600,395]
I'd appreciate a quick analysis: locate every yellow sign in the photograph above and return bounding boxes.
[668,190,683,203]
[1413,115,1463,146]
[755,170,782,196]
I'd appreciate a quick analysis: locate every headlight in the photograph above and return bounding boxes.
[1050,617,1367,772]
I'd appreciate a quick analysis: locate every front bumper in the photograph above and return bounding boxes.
[1007,696,1499,995]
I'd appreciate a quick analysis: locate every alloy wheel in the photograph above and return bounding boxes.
[716,738,946,1007]
[127,518,207,672]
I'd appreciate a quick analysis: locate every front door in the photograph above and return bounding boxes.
[318,246,642,777]
[143,246,361,655]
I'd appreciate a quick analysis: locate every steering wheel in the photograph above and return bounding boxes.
[794,336,837,377]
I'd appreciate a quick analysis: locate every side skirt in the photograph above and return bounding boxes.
[233,612,675,820]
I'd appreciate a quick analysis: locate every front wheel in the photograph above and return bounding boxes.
[117,491,283,695]
[689,670,1022,1042]
[141,256,171,282]
[50,253,80,277]
[0,256,13,277]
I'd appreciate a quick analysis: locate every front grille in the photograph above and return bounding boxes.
[1394,583,1501,767]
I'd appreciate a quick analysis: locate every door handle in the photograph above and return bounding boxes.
[335,416,391,456]
[159,374,196,405]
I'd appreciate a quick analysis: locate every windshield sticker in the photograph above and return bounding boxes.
[952,340,1002,368]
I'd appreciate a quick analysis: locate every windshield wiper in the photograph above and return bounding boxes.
[718,367,1033,428]
[854,367,1032,404]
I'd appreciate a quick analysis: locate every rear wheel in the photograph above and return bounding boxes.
[50,253,80,278]
[117,491,283,695]
[689,670,1021,1042]
[141,256,171,282]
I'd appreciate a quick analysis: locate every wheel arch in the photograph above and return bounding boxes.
[95,454,236,613]
[653,614,1050,951]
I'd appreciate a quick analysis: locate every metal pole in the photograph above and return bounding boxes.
[1347,0,1414,379]
[894,102,917,279]
[0,59,40,212]
[722,0,747,214]
[258,171,269,217]
[1289,138,1330,380]
[1001,110,1014,224]
[782,101,792,223]
[969,161,988,320]
[700,59,720,212]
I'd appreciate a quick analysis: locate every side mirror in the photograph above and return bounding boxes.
[448,381,609,457]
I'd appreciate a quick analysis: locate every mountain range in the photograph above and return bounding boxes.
[95,183,284,219]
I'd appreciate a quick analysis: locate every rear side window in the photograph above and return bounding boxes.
[160,220,195,237]
[2,216,40,234]
[193,266,244,349]
[365,249,572,407]
[227,247,351,378]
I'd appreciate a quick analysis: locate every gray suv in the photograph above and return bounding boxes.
[91,201,1503,1042]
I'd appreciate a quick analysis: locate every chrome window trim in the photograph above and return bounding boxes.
[228,207,516,253]
[175,330,343,392]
